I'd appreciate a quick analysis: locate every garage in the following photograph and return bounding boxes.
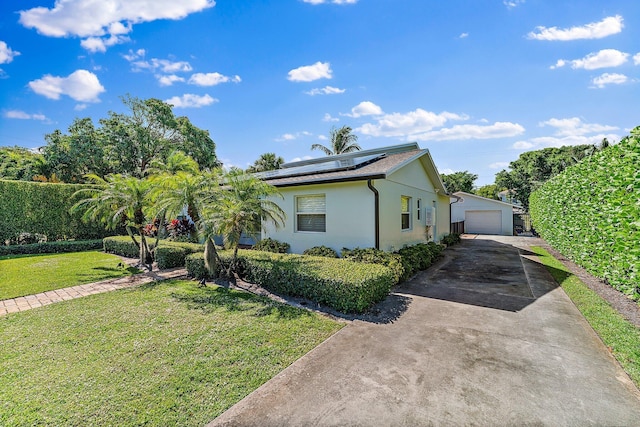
[450,192,514,236]
[464,210,502,235]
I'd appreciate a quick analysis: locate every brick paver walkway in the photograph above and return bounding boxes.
[0,268,187,317]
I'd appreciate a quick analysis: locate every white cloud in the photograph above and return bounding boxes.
[504,0,525,8]
[81,34,130,53]
[4,110,48,121]
[459,33,469,39]
[287,61,332,82]
[275,131,312,142]
[132,58,192,73]
[19,0,215,51]
[356,108,467,138]
[74,103,88,111]
[305,86,345,95]
[489,162,510,169]
[634,53,640,65]
[318,135,328,140]
[540,117,618,136]
[591,73,628,89]
[528,15,623,41]
[345,101,383,118]
[165,93,217,108]
[323,113,339,122]
[157,74,185,86]
[440,168,455,175]
[28,69,105,102]
[289,156,314,162]
[0,41,20,64]
[552,49,628,70]
[514,134,619,150]
[512,117,619,150]
[413,122,525,141]
[303,0,357,4]
[188,72,241,86]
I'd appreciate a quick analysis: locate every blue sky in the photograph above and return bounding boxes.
[1,0,638,186]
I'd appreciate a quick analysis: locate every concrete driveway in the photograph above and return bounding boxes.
[209,236,640,426]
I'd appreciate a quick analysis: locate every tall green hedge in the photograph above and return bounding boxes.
[0,179,113,243]
[529,127,640,299]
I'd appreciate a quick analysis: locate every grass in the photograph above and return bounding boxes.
[0,279,342,426]
[0,251,138,300]
[532,246,640,388]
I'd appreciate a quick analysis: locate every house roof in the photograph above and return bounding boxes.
[452,191,516,207]
[259,143,447,193]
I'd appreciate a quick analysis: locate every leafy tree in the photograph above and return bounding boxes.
[43,118,111,182]
[475,184,502,200]
[311,125,361,155]
[495,144,594,210]
[246,152,285,173]
[0,146,46,181]
[441,171,478,193]
[71,174,154,270]
[43,95,219,182]
[200,169,285,278]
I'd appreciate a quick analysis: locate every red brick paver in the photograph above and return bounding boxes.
[0,268,186,316]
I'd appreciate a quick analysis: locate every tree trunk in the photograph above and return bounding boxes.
[204,237,219,279]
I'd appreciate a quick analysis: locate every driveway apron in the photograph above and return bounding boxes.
[209,236,640,426]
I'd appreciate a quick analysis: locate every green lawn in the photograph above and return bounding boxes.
[0,251,138,300]
[0,279,342,426]
[532,246,640,387]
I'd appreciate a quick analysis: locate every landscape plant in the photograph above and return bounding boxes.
[529,126,640,299]
[71,174,155,270]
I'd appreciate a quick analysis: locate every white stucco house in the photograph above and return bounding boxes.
[450,191,514,236]
[257,143,451,255]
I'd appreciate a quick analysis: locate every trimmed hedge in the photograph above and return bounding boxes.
[530,127,640,299]
[103,236,203,269]
[396,242,444,280]
[252,238,290,253]
[303,246,339,258]
[0,179,113,244]
[341,248,405,284]
[0,240,104,256]
[186,250,395,313]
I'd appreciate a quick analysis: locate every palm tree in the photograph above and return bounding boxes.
[71,174,154,270]
[311,125,361,156]
[200,169,285,278]
[146,150,200,176]
[246,152,285,173]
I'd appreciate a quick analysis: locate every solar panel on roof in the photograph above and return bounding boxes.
[255,153,384,180]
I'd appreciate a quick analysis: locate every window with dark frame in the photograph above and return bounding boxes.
[401,195,411,230]
[296,194,326,232]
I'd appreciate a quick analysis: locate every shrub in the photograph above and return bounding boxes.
[252,238,290,253]
[341,247,405,284]
[185,250,395,313]
[441,233,461,246]
[0,179,114,244]
[0,240,104,256]
[303,246,338,258]
[396,242,444,280]
[103,236,202,266]
[530,126,640,299]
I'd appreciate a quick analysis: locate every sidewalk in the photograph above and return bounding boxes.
[0,268,186,316]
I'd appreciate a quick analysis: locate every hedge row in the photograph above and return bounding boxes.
[186,250,395,313]
[530,127,640,299]
[103,236,203,269]
[0,179,113,244]
[0,240,104,256]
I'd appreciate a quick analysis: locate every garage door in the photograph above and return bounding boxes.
[465,210,502,235]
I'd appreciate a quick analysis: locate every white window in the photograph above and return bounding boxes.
[296,195,326,232]
[417,198,422,221]
[401,196,411,230]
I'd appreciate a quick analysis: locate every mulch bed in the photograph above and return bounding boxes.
[541,244,640,329]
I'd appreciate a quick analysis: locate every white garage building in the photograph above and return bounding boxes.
[450,191,514,236]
